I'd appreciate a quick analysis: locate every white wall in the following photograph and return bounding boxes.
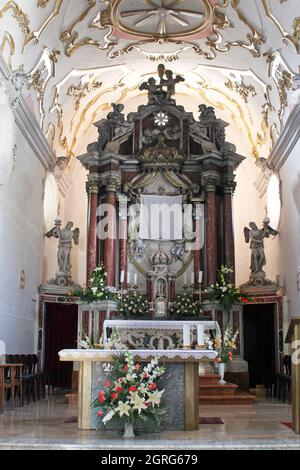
[278,137,300,316]
[234,154,280,287]
[0,127,46,353]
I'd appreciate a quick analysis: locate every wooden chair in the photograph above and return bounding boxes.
[0,363,23,411]
[0,367,4,414]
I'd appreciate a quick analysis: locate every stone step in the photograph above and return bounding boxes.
[199,391,256,405]
[199,374,221,385]
[199,383,238,396]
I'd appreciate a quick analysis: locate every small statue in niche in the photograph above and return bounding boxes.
[243,217,278,286]
[46,220,80,285]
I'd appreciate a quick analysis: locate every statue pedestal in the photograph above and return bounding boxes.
[240,284,280,296]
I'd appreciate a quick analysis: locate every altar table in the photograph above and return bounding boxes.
[59,349,217,431]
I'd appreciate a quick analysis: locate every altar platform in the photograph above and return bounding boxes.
[0,394,299,450]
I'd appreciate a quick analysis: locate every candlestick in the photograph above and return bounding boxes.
[184,273,187,285]
[191,272,194,286]
[120,270,125,284]
[183,324,191,348]
[127,271,131,284]
[134,273,137,285]
[198,271,203,284]
[197,324,205,349]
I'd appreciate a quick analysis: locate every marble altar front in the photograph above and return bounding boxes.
[59,348,217,432]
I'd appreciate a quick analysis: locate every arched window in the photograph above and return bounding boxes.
[43,173,59,231]
[267,174,281,230]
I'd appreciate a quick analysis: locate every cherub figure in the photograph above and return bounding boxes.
[161,70,185,101]
[139,77,166,104]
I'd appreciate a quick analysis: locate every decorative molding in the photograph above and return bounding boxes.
[0,55,55,171]
[268,102,300,171]
[254,158,274,198]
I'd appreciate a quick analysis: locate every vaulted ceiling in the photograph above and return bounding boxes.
[0,0,299,161]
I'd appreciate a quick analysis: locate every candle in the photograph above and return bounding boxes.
[198,271,203,284]
[120,270,125,283]
[127,271,131,284]
[134,273,137,285]
[183,324,190,347]
[197,324,204,347]
[184,273,187,285]
[191,272,194,285]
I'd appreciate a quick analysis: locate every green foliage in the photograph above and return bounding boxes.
[73,264,118,303]
[169,293,202,318]
[118,289,149,318]
[207,265,251,311]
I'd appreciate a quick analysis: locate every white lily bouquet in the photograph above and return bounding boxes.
[92,351,166,435]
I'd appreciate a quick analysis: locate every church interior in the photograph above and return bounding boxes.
[1,0,300,450]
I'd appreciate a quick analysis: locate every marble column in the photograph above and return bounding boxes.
[193,201,202,290]
[86,176,99,283]
[204,178,218,286]
[103,179,118,287]
[118,195,128,287]
[168,275,175,302]
[223,179,236,283]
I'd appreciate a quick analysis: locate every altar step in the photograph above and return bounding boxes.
[199,374,256,405]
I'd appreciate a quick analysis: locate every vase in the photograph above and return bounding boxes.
[218,362,226,385]
[123,421,135,438]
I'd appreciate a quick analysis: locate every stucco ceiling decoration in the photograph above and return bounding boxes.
[0,0,299,163]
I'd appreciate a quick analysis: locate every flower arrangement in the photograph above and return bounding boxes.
[78,335,93,349]
[118,289,149,318]
[169,293,203,318]
[74,264,117,303]
[92,351,165,433]
[212,323,239,363]
[208,265,252,310]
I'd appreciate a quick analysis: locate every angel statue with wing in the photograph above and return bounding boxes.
[243,217,278,285]
[46,220,79,285]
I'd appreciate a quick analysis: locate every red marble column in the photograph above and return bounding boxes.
[223,184,236,283]
[103,181,117,287]
[147,275,153,303]
[193,201,202,290]
[86,180,99,283]
[205,181,217,286]
[118,195,128,286]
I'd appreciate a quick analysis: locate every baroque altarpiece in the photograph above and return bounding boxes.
[78,65,245,316]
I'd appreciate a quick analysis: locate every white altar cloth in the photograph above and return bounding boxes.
[102,319,217,343]
[59,348,217,361]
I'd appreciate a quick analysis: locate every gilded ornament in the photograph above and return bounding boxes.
[262,0,300,53]
[60,0,117,56]
[37,0,50,7]
[225,77,257,103]
[0,31,15,70]
[67,76,103,111]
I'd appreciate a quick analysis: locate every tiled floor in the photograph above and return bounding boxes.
[0,394,299,449]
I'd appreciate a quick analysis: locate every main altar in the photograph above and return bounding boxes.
[77,63,245,306]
